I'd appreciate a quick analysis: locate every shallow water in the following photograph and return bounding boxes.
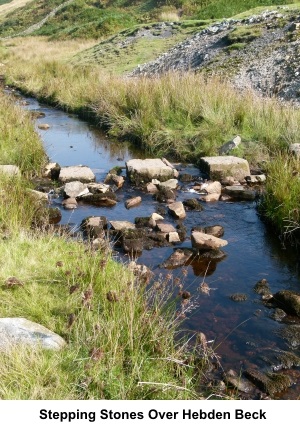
[19,94,300,399]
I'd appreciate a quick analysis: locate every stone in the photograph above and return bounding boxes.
[222,176,237,186]
[244,368,292,396]
[127,261,153,285]
[0,165,21,177]
[156,222,176,234]
[224,185,256,201]
[200,193,220,202]
[48,207,62,224]
[87,183,110,194]
[81,216,108,239]
[199,156,250,182]
[80,191,117,206]
[145,183,158,194]
[272,290,300,317]
[43,162,61,180]
[105,173,124,188]
[62,197,77,210]
[183,199,204,211]
[224,369,254,393]
[38,123,50,130]
[64,181,89,198]
[218,135,241,155]
[161,249,193,269]
[156,188,176,203]
[148,212,164,227]
[168,201,186,219]
[192,225,224,238]
[161,157,175,169]
[200,181,222,194]
[0,317,66,351]
[59,166,95,183]
[289,143,300,157]
[109,221,135,231]
[245,175,258,184]
[29,189,48,201]
[125,196,142,209]
[255,174,266,183]
[167,231,181,243]
[158,179,178,190]
[191,231,228,251]
[126,158,174,185]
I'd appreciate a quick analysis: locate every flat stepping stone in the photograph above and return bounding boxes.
[126,158,174,185]
[199,156,250,182]
[59,166,95,183]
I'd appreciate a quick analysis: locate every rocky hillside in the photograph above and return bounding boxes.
[128,9,300,106]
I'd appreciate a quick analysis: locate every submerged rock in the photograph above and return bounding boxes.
[272,290,300,317]
[224,369,254,393]
[230,293,248,302]
[81,216,108,239]
[223,185,256,201]
[160,249,193,269]
[183,198,204,211]
[125,196,142,209]
[244,368,292,396]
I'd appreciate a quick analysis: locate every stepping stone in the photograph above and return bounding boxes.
[199,156,250,182]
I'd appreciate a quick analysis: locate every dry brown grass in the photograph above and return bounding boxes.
[0,0,32,18]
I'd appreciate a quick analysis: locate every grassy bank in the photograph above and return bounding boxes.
[0,90,202,399]
[3,39,300,162]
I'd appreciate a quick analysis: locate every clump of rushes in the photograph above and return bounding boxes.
[258,152,300,240]
[0,234,198,399]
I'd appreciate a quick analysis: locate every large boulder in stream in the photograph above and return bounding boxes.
[199,156,250,182]
[59,166,95,183]
[126,159,175,186]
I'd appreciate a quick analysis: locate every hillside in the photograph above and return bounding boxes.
[0,0,297,39]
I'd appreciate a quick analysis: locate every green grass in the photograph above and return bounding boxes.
[0,92,46,177]
[258,152,300,238]
[0,232,200,399]
[226,25,262,44]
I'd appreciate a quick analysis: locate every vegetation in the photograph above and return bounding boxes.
[0,89,204,399]
[2,41,300,163]
[0,0,297,39]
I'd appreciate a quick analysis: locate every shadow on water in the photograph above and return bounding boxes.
[13,91,300,399]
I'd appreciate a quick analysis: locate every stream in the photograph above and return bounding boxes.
[14,91,300,399]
